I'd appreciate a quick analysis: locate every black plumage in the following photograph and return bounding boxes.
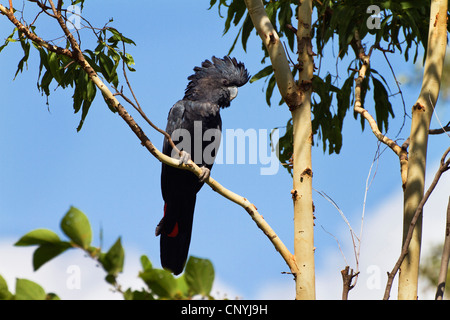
[156,56,249,275]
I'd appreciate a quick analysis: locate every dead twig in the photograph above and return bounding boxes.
[341,266,359,300]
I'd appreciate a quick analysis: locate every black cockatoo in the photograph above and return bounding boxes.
[155,56,250,275]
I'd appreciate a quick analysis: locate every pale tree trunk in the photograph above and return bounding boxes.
[244,0,315,299]
[398,0,448,300]
[293,0,315,300]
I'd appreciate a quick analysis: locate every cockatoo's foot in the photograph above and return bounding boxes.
[198,166,210,182]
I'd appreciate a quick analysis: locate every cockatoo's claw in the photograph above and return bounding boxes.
[198,167,210,183]
[178,151,191,165]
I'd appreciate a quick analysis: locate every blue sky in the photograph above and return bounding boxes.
[0,1,449,299]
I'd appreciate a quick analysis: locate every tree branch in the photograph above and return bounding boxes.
[0,4,73,58]
[0,2,300,277]
[244,0,302,110]
[351,31,409,189]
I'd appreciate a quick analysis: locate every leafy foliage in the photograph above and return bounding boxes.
[0,276,60,300]
[2,12,136,131]
[2,207,216,300]
[210,0,434,173]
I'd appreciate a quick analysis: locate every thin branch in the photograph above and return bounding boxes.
[381,50,410,137]
[429,121,450,135]
[435,196,450,300]
[351,31,408,189]
[114,42,180,155]
[320,225,348,266]
[56,0,62,14]
[315,145,379,294]
[353,47,402,156]
[0,4,73,58]
[384,146,450,300]
[27,0,57,18]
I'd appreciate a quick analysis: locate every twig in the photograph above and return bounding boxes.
[384,146,450,300]
[381,50,410,136]
[0,4,73,58]
[351,31,408,189]
[115,42,180,155]
[341,266,359,300]
[320,225,348,266]
[429,121,450,136]
[353,48,402,156]
[435,196,450,300]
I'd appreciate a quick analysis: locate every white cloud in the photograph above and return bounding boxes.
[0,240,144,299]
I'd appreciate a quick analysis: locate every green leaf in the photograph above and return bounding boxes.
[76,98,94,132]
[372,76,394,132]
[98,51,115,82]
[15,229,61,246]
[184,256,214,297]
[250,65,273,83]
[47,51,62,83]
[72,70,96,132]
[276,118,293,175]
[241,14,253,52]
[0,275,13,300]
[14,33,30,79]
[122,52,136,72]
[39,70,53,97]
[140,255,153,272]
[107,27,136,45]
[123,288,154,300]
[32,242,72,271]
[99,237,124,277]
[266,74,276,106]
[223,1,246,35]
[337,72,355,123]
[139,268,177,299]
[175,274,189,298]
[15,279,46,300]
[73,69,86,113]
[46,292,60,300]
[60,206,92,250]
[0,27,17,53]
